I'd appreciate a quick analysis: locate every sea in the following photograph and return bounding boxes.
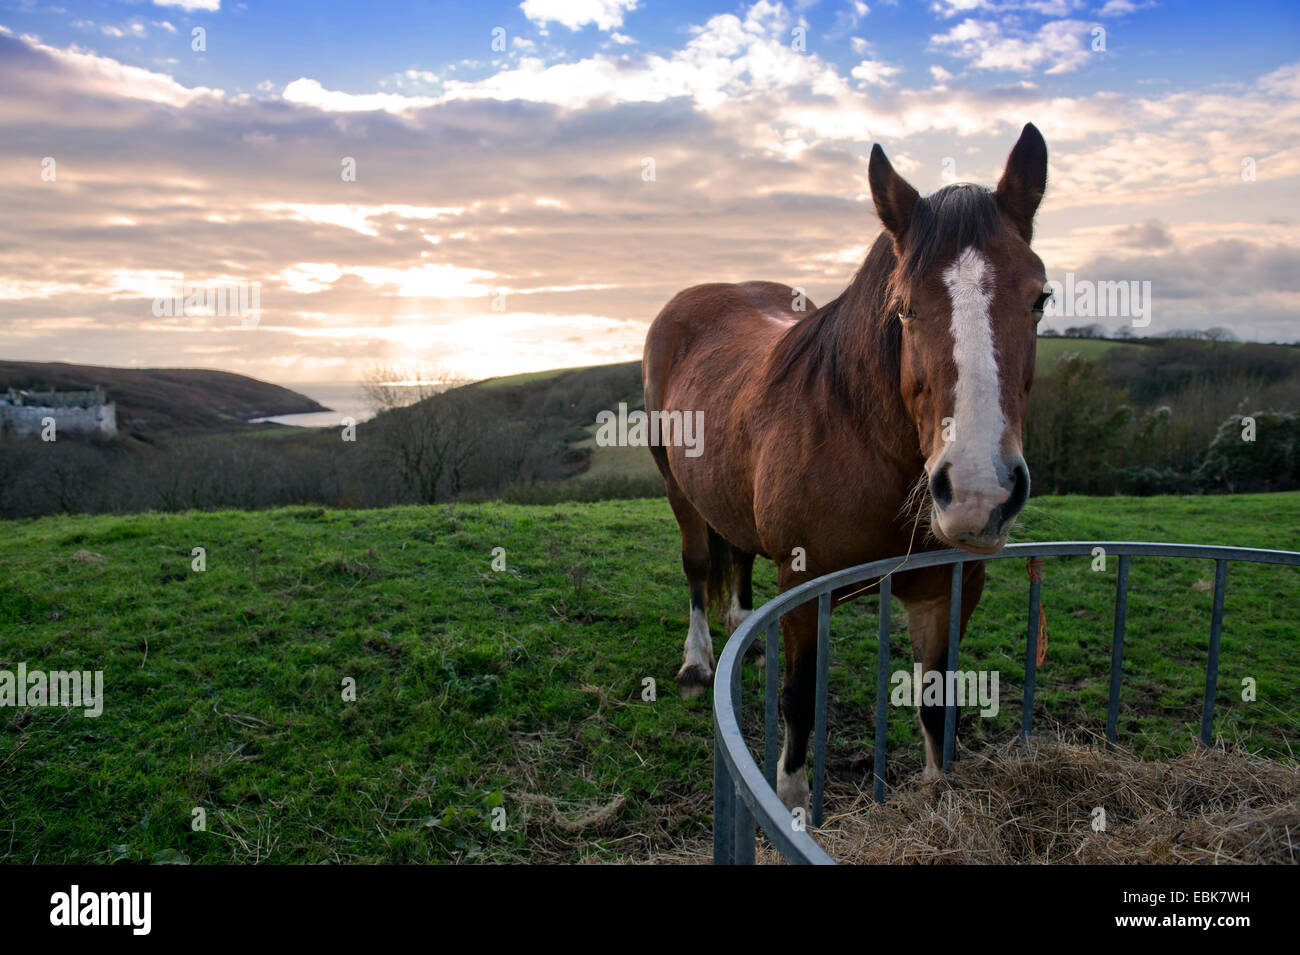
[249,381,374,428]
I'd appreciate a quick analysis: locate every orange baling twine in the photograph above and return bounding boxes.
[1026,557,1049,666]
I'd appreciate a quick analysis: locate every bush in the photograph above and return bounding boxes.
[1107,466,1196,496]
[1196,412,1300,493]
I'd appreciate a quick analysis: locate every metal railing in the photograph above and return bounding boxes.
[712,541,1300,865]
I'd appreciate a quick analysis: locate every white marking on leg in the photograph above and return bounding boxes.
[776,720,811,813]
[682,604,713,673]
[726,592,752,636]
[920,715,942,783]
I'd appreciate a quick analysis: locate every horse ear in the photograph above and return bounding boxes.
[995,123,1048,242]
[869,143,919,243]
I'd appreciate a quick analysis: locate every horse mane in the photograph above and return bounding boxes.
[771,183,1000,410]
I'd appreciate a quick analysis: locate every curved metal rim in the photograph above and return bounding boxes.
[712,541,1300,866]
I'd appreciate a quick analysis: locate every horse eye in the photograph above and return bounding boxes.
[1032,290,1053,314]
[898,307,917,324]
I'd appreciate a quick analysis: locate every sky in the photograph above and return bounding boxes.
[0,0,1297,384]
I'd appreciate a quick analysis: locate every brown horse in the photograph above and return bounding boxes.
[643,124,1050,810]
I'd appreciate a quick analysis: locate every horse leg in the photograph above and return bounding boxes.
[776,593,818,812]
[898,562,986,780]
[726,548,754,634]
[661,479,717,699]
[728,548,766,664]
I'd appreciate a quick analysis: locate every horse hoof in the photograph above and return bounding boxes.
[777,764,811,815]
[743,639,766,666]
[676,664,713,698]
[921,766,944,785]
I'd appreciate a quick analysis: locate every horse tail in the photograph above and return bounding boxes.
[706,524,732,617]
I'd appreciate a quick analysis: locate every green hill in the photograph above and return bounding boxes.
[512,339,1299,485]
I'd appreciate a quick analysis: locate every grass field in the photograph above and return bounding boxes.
[1034,335,1128,371]
[1,493,1297,863]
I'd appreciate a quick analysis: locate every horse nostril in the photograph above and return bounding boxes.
[929,463,953,510]
[1005,461,1030,515]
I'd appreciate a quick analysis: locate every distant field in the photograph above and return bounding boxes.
[572,425,663,483]
[1034,335,1129,371]
[2,493,1296,863]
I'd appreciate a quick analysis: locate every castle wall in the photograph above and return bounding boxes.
[0,401,117,437]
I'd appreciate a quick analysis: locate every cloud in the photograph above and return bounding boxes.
[0,2,1297,385]
[152,0,220,11]
[1048,236,1300,338]
[519,0,639,32]
[851,59,901,86]
[0,31,223,107]
[832,0,872,34]
[1096,0,1155,16]
[1112,219,1174,248]
[930,17,1099,73]
[282,77,436,113]
[930,0,1083,16]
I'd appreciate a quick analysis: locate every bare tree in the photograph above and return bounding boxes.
[360,361,467,414]
[359,361,495,502]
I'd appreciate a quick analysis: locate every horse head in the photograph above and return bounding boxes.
[869,123,1050,553]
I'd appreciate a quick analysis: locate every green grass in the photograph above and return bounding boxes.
[1035,336,1130,373]
[572,426,664,482]
[1,493,1297,863]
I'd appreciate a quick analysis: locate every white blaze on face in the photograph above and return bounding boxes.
[937,247,1009,530]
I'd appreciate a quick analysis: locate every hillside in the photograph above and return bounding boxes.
[0,361,328,433]
[477,339,1300,487]
[1,493,1296,863]
[2,337,1295,519]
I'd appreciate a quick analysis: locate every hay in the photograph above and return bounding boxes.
[763,734,1300,865]
[511,791,627,833]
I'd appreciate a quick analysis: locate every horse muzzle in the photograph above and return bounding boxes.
[928,453,1030,553]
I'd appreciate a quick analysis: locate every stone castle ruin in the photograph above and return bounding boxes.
[0,386,117,437]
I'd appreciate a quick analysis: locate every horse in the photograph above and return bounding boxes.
[643,123,1050,810]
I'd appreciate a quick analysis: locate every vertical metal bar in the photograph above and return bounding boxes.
[712,725,734,864]
[765,621,779,789]
[873,576,892,804]
[1021,560,1042,740]
[1106,554,1130,749]
[811,592,831,828]
[1200,559,1228,747]
[733,784,755,865]
[728,642,754,863]
[943,562,962,771]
